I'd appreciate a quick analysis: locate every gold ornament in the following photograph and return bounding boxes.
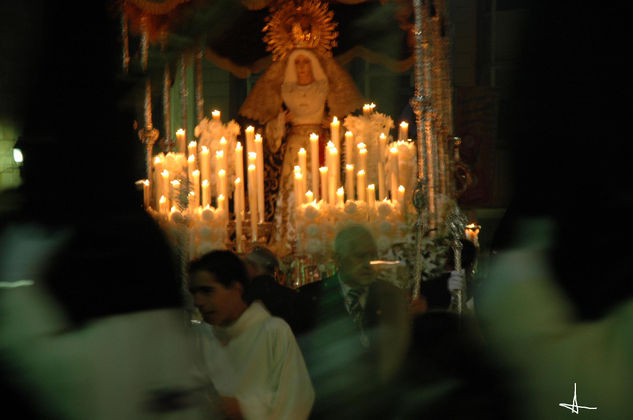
[263,0,338,61]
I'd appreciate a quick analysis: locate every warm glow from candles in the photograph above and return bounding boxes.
[357,170,366,202]
[305,190,314,203]
[319,167,329,204]
[212,110,221,120]
[336,187,344,207]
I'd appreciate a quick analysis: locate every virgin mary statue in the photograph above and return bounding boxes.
[239,1,364,256]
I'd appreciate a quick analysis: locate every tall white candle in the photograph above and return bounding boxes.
[309,133,320,201]
[344,131,354,167]
[255,134,265,223]
[188,191,196,213]
[170,180,180,208]
[219,137,227,161]
[153,156,163,206]
[217,193,227,226]
[188,141,197,160]
[161,169,170,208]
[245,126,255,154]
[390,146,399,201]
[142,179,150,209]
[319,167,328,204]
[357,144,367,173]
[399,121,409,141]
[336,187,344,208]
[200,146,210,184]
[305,190,314,204]
[218,169,227,201]
[187,154,196,182]
[215,150,225,174]
[367,184,376,211]
[357,170,366,202]
[176,128,186,154]
[294,170,303,207]
[363,104,372,116]
[345,164,355,201]
[235,142,244,206]
[234,178,243,253]
[378,162,386,201]
[159,195,168,215]
[201,179,210,207]
[398,185,407,219]
[192,169,200,207]
[330,116,340,151]
[247,164,258,241]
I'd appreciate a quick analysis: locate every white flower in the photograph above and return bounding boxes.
[201,208,215,222]
[306,224,320,237]
[304,204,319,220]
[344,201,358,215]
[377,201,393,218]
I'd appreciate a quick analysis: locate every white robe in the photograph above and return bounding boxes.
[194,301,315,420]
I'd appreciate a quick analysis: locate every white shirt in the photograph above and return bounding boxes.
[194,301,314,420]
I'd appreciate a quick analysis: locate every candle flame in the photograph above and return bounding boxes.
[368,184,375,190]
[161,169,169,176]
[202,179,209,186]
[193,169,200,176]
[236,142,242,150]
[337,187,344,195]
[310,133,319,141]
[390,147,398,154]
[400,121,408,128]
[248,164,256,171]
[188,141,197,147]
[159,196,166,203]
[201,145,209,153]
[255,133,262,142]
[398,185,405,192]
[345,131,353,137]
[212,110,220,116]
[379,133,386,140]
[220,137,227,144]
[299,148,306,154]
[358,170,366,175]
[346,164,354,170]
[235,177,241,184]
[319,167,328,173]
[219,169,226,176]
[171,180,180,186]
[332,116,339,124]
[357,142,366,149]
[176,128,185,135]
[248,152,257,159]
[245,126,254,132]
[154,156,161,163]
[188,154,195,162]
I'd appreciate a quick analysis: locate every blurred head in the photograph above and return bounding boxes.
[188,250,249,326]
[245,246,279,278]
[294,53,314,85]
[334,224,378,288]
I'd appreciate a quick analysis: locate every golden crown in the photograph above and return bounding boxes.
[263,0,338,61]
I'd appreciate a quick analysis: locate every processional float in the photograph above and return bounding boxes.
[121,0,475,308]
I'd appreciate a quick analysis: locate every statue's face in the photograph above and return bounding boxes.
[294,54,314,85]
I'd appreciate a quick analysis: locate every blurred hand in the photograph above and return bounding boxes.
[447,270,466,292]
[409,296,428,316]
[220,396,243,420]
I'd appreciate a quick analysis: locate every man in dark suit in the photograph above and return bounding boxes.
[295,224,410,419]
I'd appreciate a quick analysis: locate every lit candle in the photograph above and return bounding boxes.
[319,167,329,204]
[398,185,406,218]
[218,169,227,201]
[367,184,376,212]
[159,195,168,215]
[234,178,243,253]
[363,104,372,116]
[345,164,355,201]
[142,179,150,209]
[399,121,409,141]
[200,146,210,185]
[328,146,339,191]
[188,191,196,213]
[161,169,170,208]
[188,141,197,160]
[216,150,225,173]
[188,154,196,181]
[390,146,399,201]
[211,109,221,121]
[192,169,200,207]
[235,142,244,206]
[305,190,314,204]
[201,179,210,207]
[330,116,340,151]
[328,158,336,206]
[170,180,180,208]
[336,187,345,208]
[176,128,186,154]
[298,148,307,182]
[309,133,320,201]
[357,144,367,173]
[255,134,265,223]
[357,170,366,202]
[344,131,354,167]
[245,126,255,154]
[247,164,258,241]
[153,156,163,206]
[217,193,227,226]
[294,170,304,207]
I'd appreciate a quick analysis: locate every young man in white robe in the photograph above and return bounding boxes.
[188,250,314,420]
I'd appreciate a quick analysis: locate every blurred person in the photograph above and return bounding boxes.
[188,250,314,420]
[243,247,299,332]
[0,1,217,418]
[295,224,410,419]
[475,2,633,418]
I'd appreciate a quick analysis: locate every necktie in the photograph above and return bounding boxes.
[347,288,364,322]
